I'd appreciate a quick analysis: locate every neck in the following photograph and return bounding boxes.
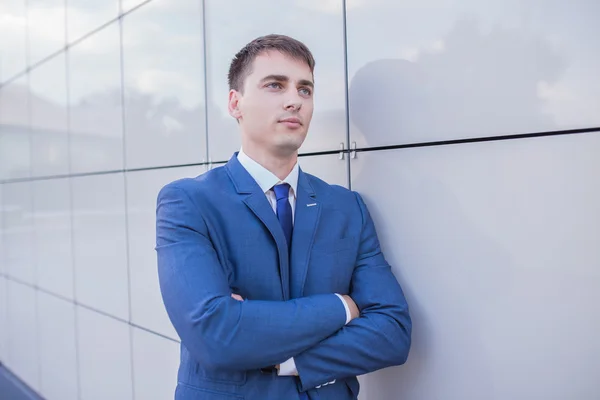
[241,143,297,181]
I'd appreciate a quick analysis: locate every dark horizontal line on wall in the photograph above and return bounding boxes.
[0,149,343,184]
[0,273,180,344]
[126,162,207,173]
[1,273,39,290]
[0,70,28,88]
[74,300,131,325]
[0,163,208,184]
[131,322,180,343]
[0,168,126,184]
[0,127,598,185]
[205,149,345,167]
[353,126,600,154]
[64,19,122,55]
[299,149,344,158]
[36,284,73,304]
[27,48,68,77]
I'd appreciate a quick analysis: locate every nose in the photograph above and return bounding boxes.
[283,92,302,111]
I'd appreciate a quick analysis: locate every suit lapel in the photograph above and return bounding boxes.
[225,153,290,300]
[290,169,320,298]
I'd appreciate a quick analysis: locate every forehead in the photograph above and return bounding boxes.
[247,50,313,82]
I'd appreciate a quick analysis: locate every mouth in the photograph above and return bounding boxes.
[279,117,302,128]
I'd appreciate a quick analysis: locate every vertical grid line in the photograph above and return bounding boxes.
[63,0,68,48]
[24,0,42,391]
[64,1,83,396]
[4,277,11,379]
[0,276,6,366]
[118,8,137,400]
[341,0,352,191]
[119,3,133,326]
[25,0,30,71]
[201,0,210,167]
[0,168,6,370]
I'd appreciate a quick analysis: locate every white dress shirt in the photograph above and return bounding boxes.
[237,149,351,380]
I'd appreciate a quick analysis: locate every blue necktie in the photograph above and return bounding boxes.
[273,183,309,400]
[273,185,307,400]
[273,183,293,250]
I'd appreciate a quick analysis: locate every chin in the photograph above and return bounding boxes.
[274,138,305,155]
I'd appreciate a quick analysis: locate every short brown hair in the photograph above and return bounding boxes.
[227,34,315,92]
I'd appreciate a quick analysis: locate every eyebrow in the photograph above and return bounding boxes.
[260,74,314,89]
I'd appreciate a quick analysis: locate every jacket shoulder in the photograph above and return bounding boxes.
[158,165,228,199]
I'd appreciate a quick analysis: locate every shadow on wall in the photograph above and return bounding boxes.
[349,19,566,400]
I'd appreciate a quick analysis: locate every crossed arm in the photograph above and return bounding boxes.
[156,184,411,389]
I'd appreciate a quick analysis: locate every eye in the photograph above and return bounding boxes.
[266,82,282,89]
[299,87,312,96]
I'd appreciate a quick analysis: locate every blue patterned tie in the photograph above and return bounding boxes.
[273,185,306,400]
[273,183,293,250]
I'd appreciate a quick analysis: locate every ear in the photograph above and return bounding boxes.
[228,89,242,120]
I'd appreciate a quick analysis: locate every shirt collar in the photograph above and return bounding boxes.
[237,148,299,197]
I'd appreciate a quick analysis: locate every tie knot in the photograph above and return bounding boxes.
[273,183,290,201]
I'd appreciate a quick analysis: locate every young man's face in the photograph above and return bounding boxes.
[228,50,314,157]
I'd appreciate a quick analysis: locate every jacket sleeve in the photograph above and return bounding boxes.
[155,183,347,371]
[293,192,412,391]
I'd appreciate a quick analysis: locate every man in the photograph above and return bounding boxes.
[155,34,411,400]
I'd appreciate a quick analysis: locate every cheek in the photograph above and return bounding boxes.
[246,97,277,119]
[242,104,265,125]
[303,103,314,120]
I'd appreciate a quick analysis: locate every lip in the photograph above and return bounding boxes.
[279,117,302,125]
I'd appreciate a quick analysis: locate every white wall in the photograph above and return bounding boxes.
[0,0,599,399]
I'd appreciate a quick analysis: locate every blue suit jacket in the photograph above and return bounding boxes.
[155,153,411,399]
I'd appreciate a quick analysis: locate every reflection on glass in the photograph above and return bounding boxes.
[27,0,65,65]
[67,0,119,44]
[121,0,148,14]
[29,53,69,176]
[204,0,347,162]
[68,22,123,173]
[0,0,28,81]
[122,0,206,169]
[346,0,600,148]
[0,77,31,179]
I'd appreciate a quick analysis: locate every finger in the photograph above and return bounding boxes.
[231,294,244,301]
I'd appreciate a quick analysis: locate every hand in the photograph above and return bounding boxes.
[342,295,360,320]
[231,293,244,301]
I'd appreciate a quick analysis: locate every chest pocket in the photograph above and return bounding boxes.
[309,236,358,292]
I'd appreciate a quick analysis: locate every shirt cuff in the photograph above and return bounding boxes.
[316,379,336,388]
[277,357,298,376]
[335,293,352,325]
